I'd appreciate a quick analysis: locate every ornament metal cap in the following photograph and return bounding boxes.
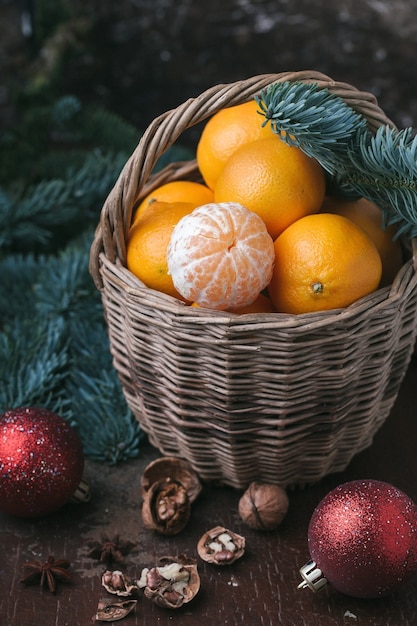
[70,479,91,503]
[298,560,328,593]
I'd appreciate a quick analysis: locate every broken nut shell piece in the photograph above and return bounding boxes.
[197,526,245,565]
[138,554,200,609]
[101,570,140,596]
[95,598,137,622]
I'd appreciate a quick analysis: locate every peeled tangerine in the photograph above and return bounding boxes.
[167,202,275,310]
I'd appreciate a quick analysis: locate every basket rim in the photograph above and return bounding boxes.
[89,70,396,290]
[97,240,417,332]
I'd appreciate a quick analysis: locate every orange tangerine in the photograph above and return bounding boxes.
[167,202,275,310]
[214,136,326,240]
[268,213,382,314]
[127,200,196,298]
[134,180,214,223]
[321,195,403,287]
[196,100,274,190]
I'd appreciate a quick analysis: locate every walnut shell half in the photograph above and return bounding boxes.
[197,526,245,565]
[142,478,191,535]
[141,456,202,503]
[94,598,137,622]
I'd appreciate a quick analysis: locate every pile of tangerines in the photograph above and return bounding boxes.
[127,100,403,315]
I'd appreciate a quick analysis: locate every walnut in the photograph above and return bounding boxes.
[238,481,289,531]
[197,526,245,565]
[137,554,200,609]
[141,457,202,535]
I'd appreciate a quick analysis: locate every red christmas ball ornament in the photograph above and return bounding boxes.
[0,407,86,517]
[299,479,417,598]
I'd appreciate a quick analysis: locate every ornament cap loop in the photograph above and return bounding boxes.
[298,560,328,593]
[70,479,91,503]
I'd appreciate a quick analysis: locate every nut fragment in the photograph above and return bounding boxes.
[142,478,191,535]
[197,526,245,565]
[138,554,200,608]
[238,482,289,531]
[95,598,137,622]
[141,456,202,503]
[101,570,139,596]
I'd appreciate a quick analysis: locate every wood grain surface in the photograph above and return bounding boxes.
[1,359,417,626]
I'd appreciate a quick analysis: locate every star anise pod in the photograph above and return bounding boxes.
[86,533,135,566]
[20,555,72,593]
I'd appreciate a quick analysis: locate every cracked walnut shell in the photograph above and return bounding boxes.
[141,456,202,503]
[101,570,139,596]
[138,554,200,609]
[197,526,245,565]
[142,478,191,535]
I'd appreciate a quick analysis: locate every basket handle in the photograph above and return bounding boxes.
[412,238,417,272]
[89,70,395,290]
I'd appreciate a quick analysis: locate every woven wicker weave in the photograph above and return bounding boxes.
[90,71,417,489]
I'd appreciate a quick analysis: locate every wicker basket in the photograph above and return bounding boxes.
[90,70,417,489]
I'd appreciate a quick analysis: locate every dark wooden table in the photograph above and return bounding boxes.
[2,358,417,626]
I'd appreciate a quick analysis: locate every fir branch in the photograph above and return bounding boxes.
[67,320,142,464]
[0,316,70,416]
[0,179,77,251]
[51,95,82,128]
[333,126,417,237]
[0,150,126,253]
[0,94,141,186]
[0,233,141,462]
[68,369,142,464]
[0,188,57,250]
[0,253,49,325]
[256,81,367,168]
[0,109,51,185]
[34,230,102,322]
[65,149,127,214]
[257,81,417,238]
[36,231,141,463]
[78,104,140,155]
[0,91,198,462]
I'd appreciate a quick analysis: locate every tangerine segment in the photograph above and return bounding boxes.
[268,213,382,314]
[134,180,214,223]
[127,201,196,299]
[167,202,275,310]
[214,136,326,240]
[196,100,274,190]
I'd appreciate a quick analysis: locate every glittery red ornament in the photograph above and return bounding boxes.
[299,480,417,598]
[0,407,84,517]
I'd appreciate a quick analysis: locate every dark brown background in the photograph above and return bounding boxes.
[1,0,417,143]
